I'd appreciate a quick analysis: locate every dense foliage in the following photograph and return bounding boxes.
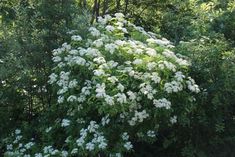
[0,0,234,157]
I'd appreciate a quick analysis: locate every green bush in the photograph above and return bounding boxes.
[4,13,200,157]
[176,35,235,157]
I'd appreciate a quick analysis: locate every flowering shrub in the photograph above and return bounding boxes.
[4,13,199,157]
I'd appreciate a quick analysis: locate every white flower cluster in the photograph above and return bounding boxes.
[76,121,108,151]
[61,119,70,127]
[121,132,133,151]
[128,110,149,126]
[5,129,36,157]
[71,35,82,41]
[186,77,200,93]
[147,130,156,138]
[153,98,171,109]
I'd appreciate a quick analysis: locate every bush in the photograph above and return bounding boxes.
[176,35,235,157]
[4,13,200,157]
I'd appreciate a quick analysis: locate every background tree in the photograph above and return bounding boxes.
[0,0,235,156]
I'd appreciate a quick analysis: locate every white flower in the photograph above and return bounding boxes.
[89,27,100,37]
[158,61,176,72]
[52,56,61,62]
[117,83,125,92]
[136,26,147,34]
[18,143,23,147]
[162,49,176,58]
[93,57,106,64]
[52,48,63,56]
[98,141,107,149]
[127,91,136,101]
[62,43,71,50]
[164,81,183,93]
[76,137,85,146]
[121,27,128,33]
[186,77,200,93]
[68,79,78,88]
[61,119,70,127]
[146,38,156,44]
[57,62,65,68]
[15,129,21,135]
[81,86,91,96]
[124,61,131,66]
[121,132,129,140]
[86,48,101,57]
[77,95,86,102]
[51,149,59,155]
[147,130,156,138]
[176,57,190,66]
[129,110,149,126]
[115,13,125,19]
[71,148,78,154]
[136,110,149,122]
[61,151,68,157]
[115,40,126,46]
[69,49,78,55]
[35,153,43,157]
[153,98,171,109]
[60,71,70,81]
[45,127,52,133]
[170,116,177,124]
[104,14,112,21]
[16,135,22,141]
[43,146,53,154]
[151,72,161,83]
[58,96,64,104]
[105,25,115,32]
[175,71,185,82]
[86,142,95,151]
[93,39,103,47]
[73,56,86,66]
[6,144,13,150]
[124,141,133,150]
[97,16,107,25]
[67,95,77,102]
[105,95,115,105]
[20,148,26,153]
[107,60,118,68]
[25,142,34,149]
[107,76,118,83]
[135,48,144,54]
[116,93,127,104]
[48,73,57,84]
[139,83,156,99]
[94,69,105,76]
[146,48,157,56]
[133,59,143,65]
[57,87,68,95]
[147,62,157,70]
[105,43,118,54]
[147,38,171,46]
[101,115,110,126]
[96,83,106,98]
[71,35,82,41]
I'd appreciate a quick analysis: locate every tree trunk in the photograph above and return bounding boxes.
[91,0,100,23]
[103,0,109,15]
[91,0,98,23]
[96,0,100,19]
[124,0,129,15]
[116,0,121,11]
[83,0,87,8]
